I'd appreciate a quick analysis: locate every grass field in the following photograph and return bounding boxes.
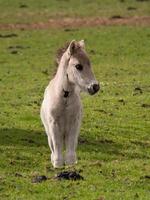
[0,0,150,24]
[0,1,150,200]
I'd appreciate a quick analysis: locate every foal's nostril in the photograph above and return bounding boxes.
[93,84,100,93]
[88,83,100,95]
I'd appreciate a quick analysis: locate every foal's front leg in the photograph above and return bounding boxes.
[65,117,81,166]
[48,119,64,168]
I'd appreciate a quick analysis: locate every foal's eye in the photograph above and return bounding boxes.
[75,64,83,71]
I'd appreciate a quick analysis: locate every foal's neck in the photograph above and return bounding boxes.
[55,58,74,95]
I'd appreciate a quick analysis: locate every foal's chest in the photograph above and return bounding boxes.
[63,98,82,125]
[51,93,82,123]
[60,94,81,117]
[63,95,81,113]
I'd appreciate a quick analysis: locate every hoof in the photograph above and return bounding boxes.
[53,160,64,169]
[51,154,64,168]
[65,160,77,167]
[65,154,77,166]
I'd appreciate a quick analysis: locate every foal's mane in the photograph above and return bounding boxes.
[53,41,82,76]
[55,42,70,67]
[52,42,70,76]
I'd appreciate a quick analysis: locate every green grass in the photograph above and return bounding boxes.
[0,26,150,199]
[0,0,150,24]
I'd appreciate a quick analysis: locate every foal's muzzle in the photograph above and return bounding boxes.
[88,83,100,95]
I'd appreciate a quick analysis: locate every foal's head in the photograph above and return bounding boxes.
[67,40,100,95]
[57,40,100,95]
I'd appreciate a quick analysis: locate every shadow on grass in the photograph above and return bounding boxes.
[3,128,146,161]
[79,136,150,160]
[0,128,47,147]
[0,128,123,158]
[79,136,124,158]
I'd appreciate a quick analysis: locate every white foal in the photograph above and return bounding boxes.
[40,40,99,168]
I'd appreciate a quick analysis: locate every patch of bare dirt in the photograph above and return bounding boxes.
[0,16,150,30]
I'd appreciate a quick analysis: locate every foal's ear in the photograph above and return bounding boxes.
[68,40,77,55]
[79,40,85,49]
